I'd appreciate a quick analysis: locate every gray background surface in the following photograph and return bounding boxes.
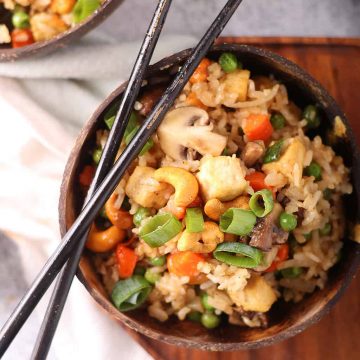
[1,0,360,359]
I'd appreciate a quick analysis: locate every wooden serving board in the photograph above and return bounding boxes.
[126,37,360,360]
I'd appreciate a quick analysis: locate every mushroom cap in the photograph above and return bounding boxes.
[157,106,227,160]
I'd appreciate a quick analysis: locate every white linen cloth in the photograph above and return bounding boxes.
[0,33,196,360]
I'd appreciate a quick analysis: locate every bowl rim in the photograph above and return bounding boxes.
[0,0,122,62]
[59,44,360,351]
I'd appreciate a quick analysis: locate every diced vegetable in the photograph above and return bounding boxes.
[201,312,220,329]
[133,207,151,227]
[190,58,211,84]
[320,223,332,236]
[264,244,289,272]
[125,125,154,155]
[249,189,274,217]
[116,245,138,279]
[214,242,263,268]
[279,212,297,232]
[187,311,202,322]
[201,293,214,311]
[263,140,284,164]
[79,165,95,187]
[12,11,30,29]
[139,213,182,248]
[11,28,34,48]
[270,113,286,130]
[280,267,303,278]
[219,208,257,236]
[185,208,204,233]
[149,256,166,267]
[167,251,204,283]
[305,161,322,181]
[219,52,238,73]
[245,171,271,192]
[73,0,100,24]
[144,268,161,284]
[303,105,320,129]
[243,114,273,142]
[223,69,250,102]
[111,275,152,311]
[92,147,102,164]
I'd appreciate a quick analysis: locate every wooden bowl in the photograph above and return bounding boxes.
[0,0,122,62]
[59,44,360,351]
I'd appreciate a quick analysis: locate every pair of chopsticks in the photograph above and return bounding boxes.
[0,0,243,358]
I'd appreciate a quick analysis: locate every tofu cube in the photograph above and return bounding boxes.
[196,156,247,201]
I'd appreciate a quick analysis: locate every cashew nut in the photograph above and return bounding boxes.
[105,193,133,229]
[86,224,125,253]
[204,195,250,221]
[177,221,224,253]
[153,167,199,207]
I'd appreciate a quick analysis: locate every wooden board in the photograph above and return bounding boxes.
[126,37,360,360]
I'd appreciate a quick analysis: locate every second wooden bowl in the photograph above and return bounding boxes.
[59,44,360,351]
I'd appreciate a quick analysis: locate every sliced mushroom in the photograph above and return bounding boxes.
[249,203,288,251]
[157,106,227,160]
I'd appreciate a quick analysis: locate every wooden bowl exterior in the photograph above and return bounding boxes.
[59,44,360,351]
[0,0,122,62]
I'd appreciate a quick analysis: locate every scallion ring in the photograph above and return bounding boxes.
[185,208,204,233]
[220,208,257,236]
[249,189,274,217]
[111,275,152,311]
[213,242,263,268]
[139,213,182,248]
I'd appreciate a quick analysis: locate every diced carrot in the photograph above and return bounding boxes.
[171,206,186,220]
[79,165,95,187]
[105,193,133,229]
[11,29,35,48]
[167,251,205,284]
[265,244,289,273]
[243,114,273,142]
[245,172,277,198]
[115,244,138,279]
[186,92,208,110]
[187,195,203,208]
[190,58,212,84]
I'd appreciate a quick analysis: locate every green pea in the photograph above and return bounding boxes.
[280,267,303,278]
[270,113,286,130]
[319,223,332,236]
[303,105,320,129]
[133,207,151,227]
[305,161,322,181]
[133,265,146,276]
[201,312,220,329]
[149,256,166,267]
[279,212,297,232]
[92,147,102,164]
[201,293,214,311]
[263,140,284,164]
[187,311,202,323]
[219,52,238,73]
[73,0,101,24]
[144,269,161,284]
[323,188,332,200]
[12,11,30,29]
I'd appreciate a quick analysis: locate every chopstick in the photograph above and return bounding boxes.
[0,0,243,356]
[30,1,173,359]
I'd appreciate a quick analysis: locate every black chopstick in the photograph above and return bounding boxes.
[30,1,173,359]
[0,0,243,356]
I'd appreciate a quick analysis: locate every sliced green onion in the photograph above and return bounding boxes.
[111,275,152,311]
[92,147,102,164]
[263,140,284,164]
[73,0,100,24]
[139,213,182,248]
[249,189,274,217]
[133,207,151,227]
[185,208,204,233]
[144,269,161,284]
[280,267,303,278]
[220,208,256,236]
[125,125,154,155]
[213,242,263,268]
